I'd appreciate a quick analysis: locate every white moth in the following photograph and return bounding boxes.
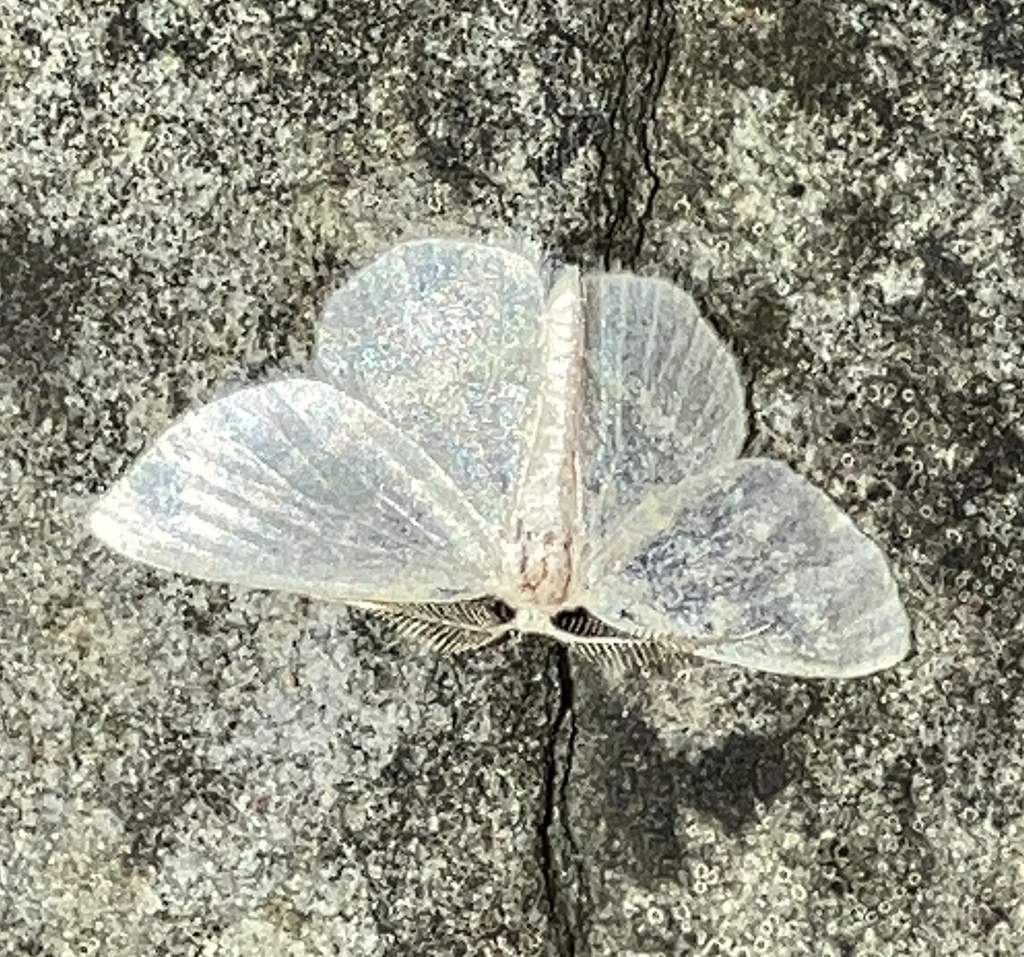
[89,239,910,677]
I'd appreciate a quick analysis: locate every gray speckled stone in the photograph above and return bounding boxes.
[2,0,1022,955]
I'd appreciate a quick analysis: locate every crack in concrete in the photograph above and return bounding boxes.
[539,643,587,956]
[590,0,676,269]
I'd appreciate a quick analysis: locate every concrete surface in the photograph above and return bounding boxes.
[1,0,1022,954]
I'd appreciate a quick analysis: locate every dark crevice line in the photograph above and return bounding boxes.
[632,0,675,264]
[539,643,586,956]
[595,0,676,268]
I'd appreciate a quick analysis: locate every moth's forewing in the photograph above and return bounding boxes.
[89,379,501,603]
[581,458,911,678]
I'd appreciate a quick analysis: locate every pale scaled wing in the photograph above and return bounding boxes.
[580,273,746,547]
[316,239,546,530]
[89,379,502,603]
[582,459,910,678]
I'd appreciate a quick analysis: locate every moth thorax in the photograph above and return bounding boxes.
[514,529,573,606]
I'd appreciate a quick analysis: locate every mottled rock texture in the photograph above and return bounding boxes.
[2,1,1021,955]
